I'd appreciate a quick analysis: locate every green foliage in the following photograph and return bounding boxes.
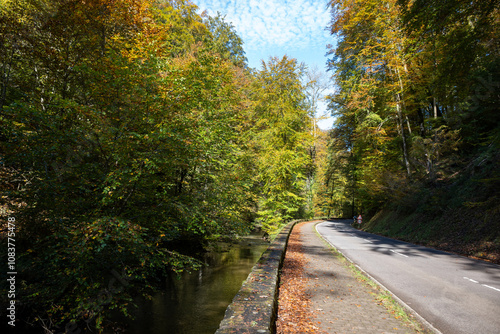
[204,11,248,68]
[0,0,262,331]
[323,0,500,220]
[19,217,202,329]
[249,56,313,233]
[411,126,461,182]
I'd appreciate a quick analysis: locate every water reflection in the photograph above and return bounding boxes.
[117,236,269,334]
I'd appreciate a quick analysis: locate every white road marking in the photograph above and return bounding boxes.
[482,284,500,293]
[390,249,409,258]
[464,277,479,284]
[363,239,373,243]
[463,277,500,293]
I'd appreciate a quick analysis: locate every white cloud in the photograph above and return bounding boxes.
[195,0,332,66]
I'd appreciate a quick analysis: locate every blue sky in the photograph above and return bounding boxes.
[194,0,335,130]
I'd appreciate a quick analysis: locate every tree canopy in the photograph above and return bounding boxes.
[1,0,498,331]
[321,0,499,218]
[0,0,315,331]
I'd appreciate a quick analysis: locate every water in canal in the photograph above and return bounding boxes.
[115,235,269,334]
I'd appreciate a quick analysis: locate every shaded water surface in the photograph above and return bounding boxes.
[118,235,269,334]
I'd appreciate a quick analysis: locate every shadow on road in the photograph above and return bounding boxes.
[321,219,500,280]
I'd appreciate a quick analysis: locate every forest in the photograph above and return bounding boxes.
[0,0,498,332]
[322,0,499,263]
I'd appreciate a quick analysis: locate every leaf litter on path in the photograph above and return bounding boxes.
[276,222,324,334]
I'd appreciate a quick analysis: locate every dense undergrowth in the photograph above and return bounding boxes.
[361,149,500,263]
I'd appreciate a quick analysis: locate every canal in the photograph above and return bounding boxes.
[113,234,269,333]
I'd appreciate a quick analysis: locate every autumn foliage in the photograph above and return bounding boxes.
[0,0,498,332]
[317,0,500,263]
[320,0,499,219]
[0,0,314,332]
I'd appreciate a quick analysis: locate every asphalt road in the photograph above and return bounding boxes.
[316,220,500,334]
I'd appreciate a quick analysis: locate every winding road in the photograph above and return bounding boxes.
[316,220,500,334]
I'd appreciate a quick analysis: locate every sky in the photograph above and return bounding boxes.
[193,0,336,130]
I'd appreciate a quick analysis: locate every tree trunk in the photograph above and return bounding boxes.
[417,108,426,137]
[394,66,412,177]
[396,97,411,177]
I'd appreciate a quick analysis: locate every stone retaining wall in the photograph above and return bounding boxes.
[215,221,299,334]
